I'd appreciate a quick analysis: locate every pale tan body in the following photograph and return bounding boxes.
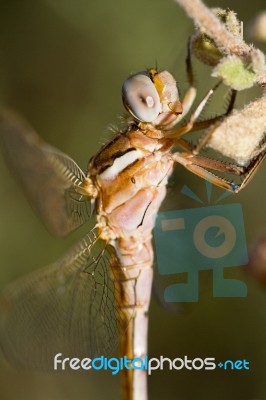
[85,67,265,399]
[0,58,264,400]
[88,127,174,399]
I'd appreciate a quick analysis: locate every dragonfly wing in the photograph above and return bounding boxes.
[0,109,92,236]
[0,232,131,370]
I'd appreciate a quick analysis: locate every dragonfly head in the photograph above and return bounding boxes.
[122,68,183,128]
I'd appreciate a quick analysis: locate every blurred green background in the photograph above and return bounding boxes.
[0,0,265,399]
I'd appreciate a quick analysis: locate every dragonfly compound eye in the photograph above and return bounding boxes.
[122,74,161,122]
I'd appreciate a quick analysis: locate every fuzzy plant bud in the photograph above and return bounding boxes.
[207,96,266,165]
[191,8,242,66]
[213,47,266,90]
[212,55,257,90]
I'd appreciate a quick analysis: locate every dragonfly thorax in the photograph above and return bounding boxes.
[88,127,174,245]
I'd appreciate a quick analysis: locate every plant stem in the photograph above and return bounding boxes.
[174,0,266,86]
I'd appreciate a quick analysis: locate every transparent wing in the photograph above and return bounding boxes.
[0,231,132,370]
[0,109,92,237]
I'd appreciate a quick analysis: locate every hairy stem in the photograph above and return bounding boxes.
[174,0,249,56]
[174,0,266,86]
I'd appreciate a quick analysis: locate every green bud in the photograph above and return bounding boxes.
[191,34,223,66]
[191,8,242,67]
[213,56,257,90]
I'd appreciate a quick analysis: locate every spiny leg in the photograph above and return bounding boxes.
[162,38,197,130]
[232,152,266,192]
[165,80,222,139]
[185,37,194,88]
[248,140,266,160]
[182,88,237,135]
[192,89,237,154]
[169,89,237,153]
[163,39,234,134]
[172,151,265,193]
[180,37,197,119]
[164,44,263,191]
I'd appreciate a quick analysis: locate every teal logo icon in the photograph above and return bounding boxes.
[154,182,248,302]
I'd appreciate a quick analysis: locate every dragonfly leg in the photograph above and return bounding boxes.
[160,38,197,130]
[170,89,237,153]
[163,41,236,134]
[191,89,237,154]
[165,80,222,139]
[178,37,197,119]
[172,151,265,193]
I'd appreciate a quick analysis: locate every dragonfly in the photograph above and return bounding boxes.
[0,43,265,400]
